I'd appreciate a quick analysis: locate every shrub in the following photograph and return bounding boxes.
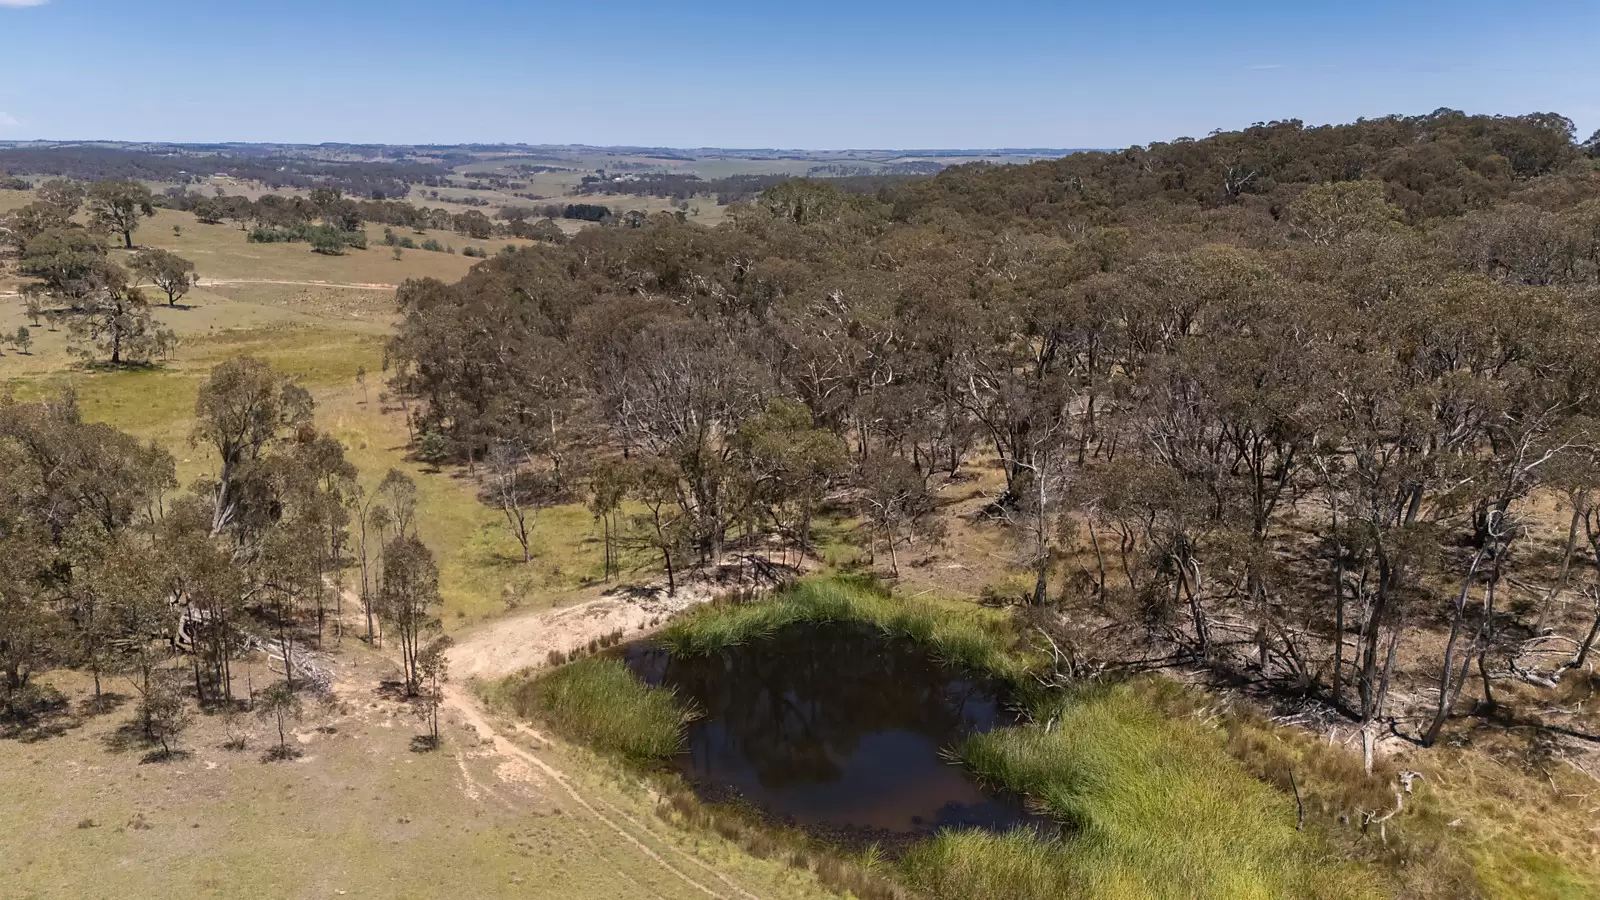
[310,228,348,255]
[249,222,366,254]
[412,429,452,465]
[562,202,611,222]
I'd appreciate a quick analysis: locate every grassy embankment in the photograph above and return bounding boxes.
[496,657,697,760]
[498,577,1392,900]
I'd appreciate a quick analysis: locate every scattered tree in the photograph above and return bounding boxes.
[376,534,442,695]
[129,248,198,306]
[256,681,304,760]
[86,179,156,249]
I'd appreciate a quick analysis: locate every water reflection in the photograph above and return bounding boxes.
[625,621,1043,841]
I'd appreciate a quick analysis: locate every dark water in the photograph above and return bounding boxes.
[624,621,1043,844]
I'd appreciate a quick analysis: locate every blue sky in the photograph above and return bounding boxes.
[0,0,1595,149]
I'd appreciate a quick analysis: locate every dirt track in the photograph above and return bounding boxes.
[436,581,758,899]
[446,582,723,681]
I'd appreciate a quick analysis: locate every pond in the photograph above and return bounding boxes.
[624,620,1046,846]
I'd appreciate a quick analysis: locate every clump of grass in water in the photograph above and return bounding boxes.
[493,657,696,760]
[901,682,1383,900]
[659,577,1028,681]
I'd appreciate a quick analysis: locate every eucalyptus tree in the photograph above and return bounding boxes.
[86,179,156,249]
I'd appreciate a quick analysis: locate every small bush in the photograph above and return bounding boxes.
[250,222,366,254]
[412,429,452,466]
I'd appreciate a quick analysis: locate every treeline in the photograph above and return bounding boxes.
[898,109,1600,224]
[154,187,567,244]
[0,145,444,198]
[576,172,921,205]
[0,363,447,756]
[807,161,945,176]
[387,110,1600,745]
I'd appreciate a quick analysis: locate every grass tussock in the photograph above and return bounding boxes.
[491,657,695,760]
[902,682,1384,900]
[660,577,1028,680]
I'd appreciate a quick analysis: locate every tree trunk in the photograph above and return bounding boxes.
[1535,497,1585,633]
[1573,592,1600,670]
[1087,518,1107,594]
[1178,557,1210,660]
[1328,498,1346,709]
[1476,557,1504,712]
[1423,549,1485,747]
[1358,557,1396,721]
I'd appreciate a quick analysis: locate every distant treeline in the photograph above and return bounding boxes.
[807,161,945,176]
[904,109,1599,222]
[155,186,568,242]
[0,146,446,198]
[576,172,921,204]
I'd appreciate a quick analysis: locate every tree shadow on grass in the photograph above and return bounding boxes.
[1,687,79,743]
[78,692,131,717]
[261,744,303,763]
[77,360,171,374]
[140,747,192,765]
[374,680,411,701]
[103,719,154,755]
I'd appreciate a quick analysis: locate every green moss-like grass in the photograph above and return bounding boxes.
[492,657,696,760]
[901,682,1383,900]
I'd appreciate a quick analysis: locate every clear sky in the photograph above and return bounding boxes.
[0,0,1595,149]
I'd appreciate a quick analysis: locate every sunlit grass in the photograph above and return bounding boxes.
[904,682,1384,900]
[491,657,696,760]
[659,577,1027,679]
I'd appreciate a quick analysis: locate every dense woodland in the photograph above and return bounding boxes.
[6,107,1600,766]
[387,110,1600,742]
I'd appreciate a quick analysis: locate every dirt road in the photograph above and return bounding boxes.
[436,582,759,899]
[446,583,723,681]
